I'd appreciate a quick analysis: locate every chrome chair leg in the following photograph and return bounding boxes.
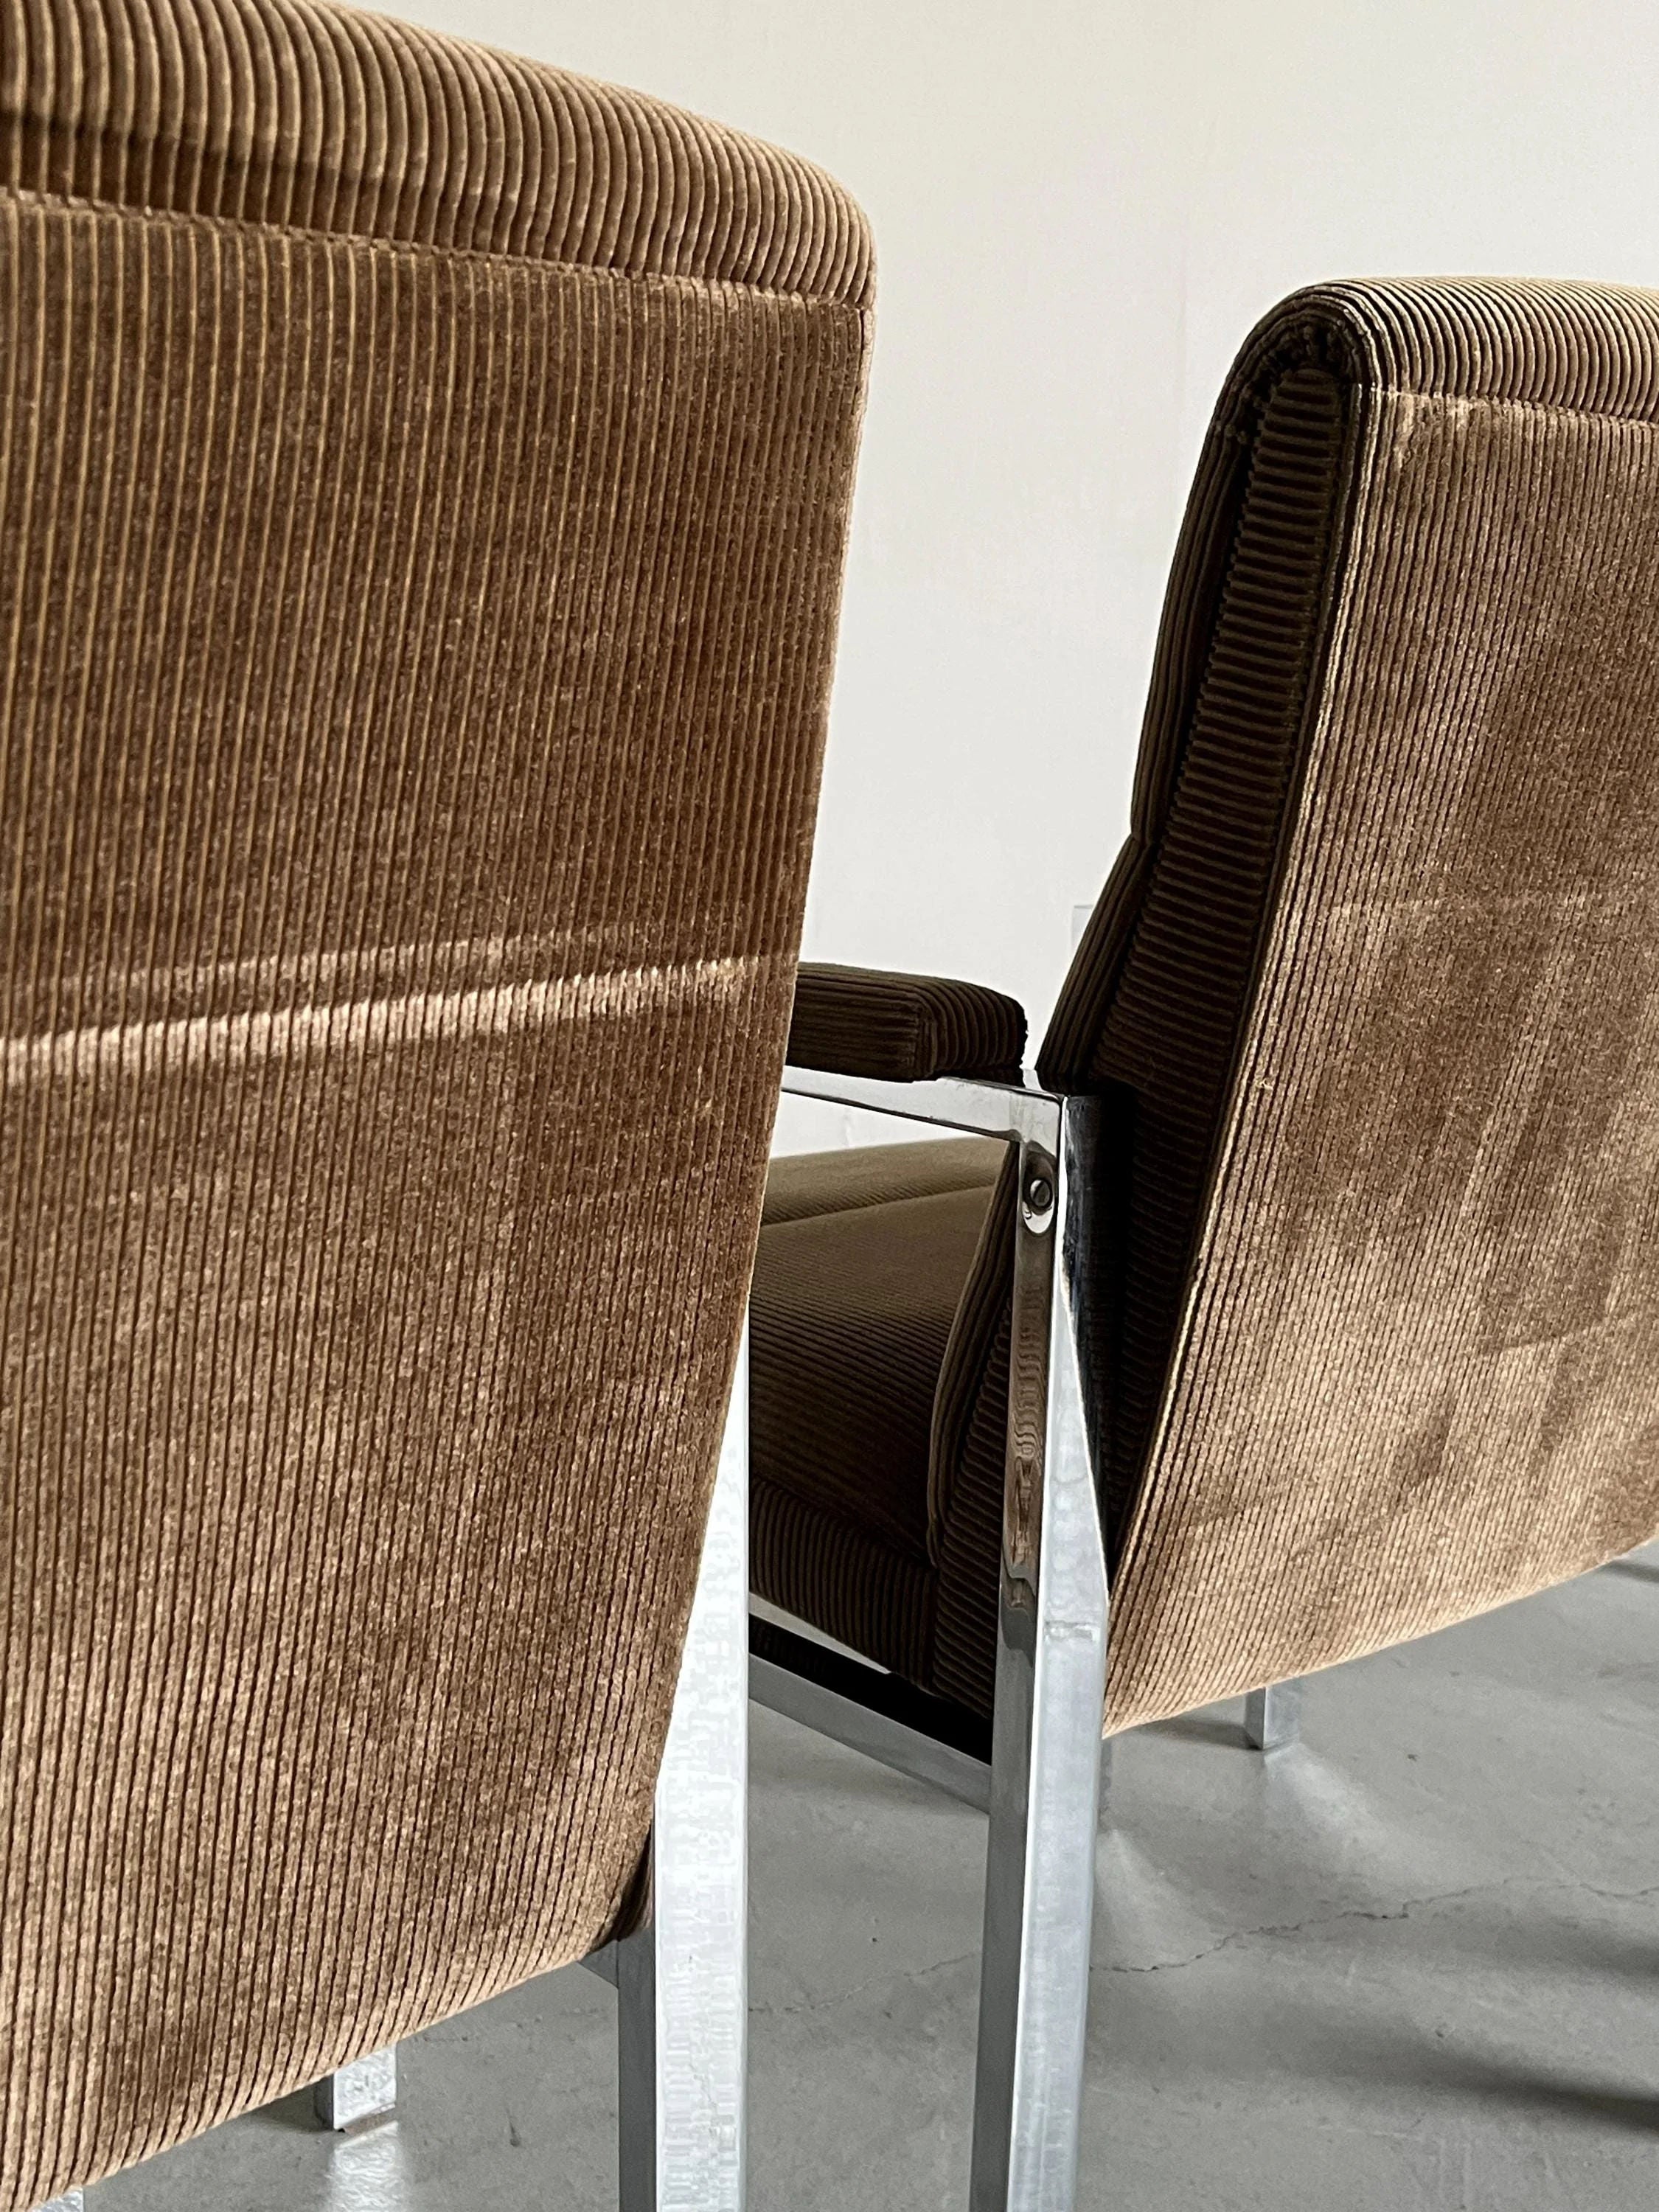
[1242,1679,1304,1753]
[313,2046,397,2130]
[617,1323,749,2212]
[36,2195,84,2211]
[970,1103,1109,2212]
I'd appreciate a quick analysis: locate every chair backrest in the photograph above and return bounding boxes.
[928,280,1659,1732]
[0,0,870,2198]
[1049,277,1659,1729]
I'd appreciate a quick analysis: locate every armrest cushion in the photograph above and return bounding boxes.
[786,964,1027,1082]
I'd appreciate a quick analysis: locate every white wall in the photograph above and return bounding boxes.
[395,0,1659,1146]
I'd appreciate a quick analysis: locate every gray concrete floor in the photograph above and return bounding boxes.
[94,1547,1659,2211]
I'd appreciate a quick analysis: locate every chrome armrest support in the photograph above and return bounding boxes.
[779,1052,1110,2209]
[975,1091,1110,2211]
[781,1062,1062,1150]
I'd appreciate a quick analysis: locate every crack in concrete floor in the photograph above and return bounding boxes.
[1106,1871,1659,1975]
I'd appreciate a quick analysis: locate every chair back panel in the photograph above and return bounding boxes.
[1042,282,1659,1729]
[0,2,870,2198]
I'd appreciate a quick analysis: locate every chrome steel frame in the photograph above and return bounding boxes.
[748,1616,1114,1818]
[773,1067,1110,2212]
[613,1323,749,2212]
[1242,1678,1304,1753]
[314,2045,397,2130]
[36,2195,84,2211]
[317,1325,751,2209]
[751,1630,993,1811]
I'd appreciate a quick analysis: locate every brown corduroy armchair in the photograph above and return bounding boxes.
[748,278,1659,2211]
[0,1,871,2206]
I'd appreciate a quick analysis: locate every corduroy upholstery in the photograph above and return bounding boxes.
[751,1139,1000,1677]
[0,1,871,2202]
[754,277,1659,1742]
[786,963,1026,1081]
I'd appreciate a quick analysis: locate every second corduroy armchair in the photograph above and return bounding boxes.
[749,276,1659,2212]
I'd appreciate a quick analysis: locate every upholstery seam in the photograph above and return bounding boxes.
[0,181,876,316]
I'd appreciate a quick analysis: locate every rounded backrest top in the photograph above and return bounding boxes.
[0,0,874,305]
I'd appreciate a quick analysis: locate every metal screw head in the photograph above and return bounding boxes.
[1024,1172,1054,1214]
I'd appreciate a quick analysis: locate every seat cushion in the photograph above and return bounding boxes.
[762,1135,1006,1226]
[751,1140,1001,1669]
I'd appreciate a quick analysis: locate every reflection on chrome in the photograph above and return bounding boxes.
[322,2118,411,2212]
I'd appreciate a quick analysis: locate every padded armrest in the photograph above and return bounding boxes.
[786,963,1027,1082]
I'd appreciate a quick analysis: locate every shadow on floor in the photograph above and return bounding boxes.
[248,2087,326,2137]
[1138,1709,1247,1754]
[1310,2023,1659,2138]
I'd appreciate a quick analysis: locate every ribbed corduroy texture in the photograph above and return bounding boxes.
[0,1,872,2199]
[751,1478,937,1687]
[754,278,1659,1742]
[785,962,1026,1081]
[925,360,1357,1717]
[750,1141,999,1667]
[761,1134,1004,1225]
[756,358,1355,1723]
[1097,279,1659,1728]
[0,0,872,305]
